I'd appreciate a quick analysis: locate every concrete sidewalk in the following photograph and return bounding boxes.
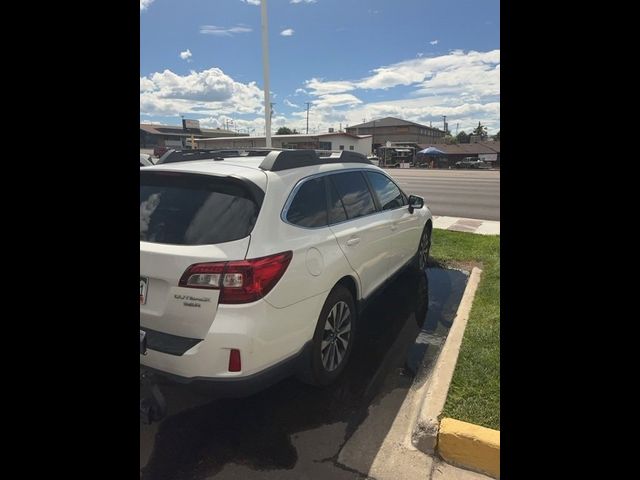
[433,216,500,236]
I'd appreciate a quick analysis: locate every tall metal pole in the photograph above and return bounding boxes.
[260,0,272,148]
[305,102,311,134]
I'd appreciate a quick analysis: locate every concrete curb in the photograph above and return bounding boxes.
[438,418,500,478]
[411,267,483,454]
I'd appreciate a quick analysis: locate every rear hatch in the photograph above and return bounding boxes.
[140,169,264,339]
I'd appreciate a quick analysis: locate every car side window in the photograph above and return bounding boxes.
[329,171,376,220]
[365,171,405,210]
[327,177,348,224]
[286,177,328,227]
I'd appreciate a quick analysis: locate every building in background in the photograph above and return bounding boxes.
[195,132,373,156]
[140,123,247,151]
[345,117,447,151]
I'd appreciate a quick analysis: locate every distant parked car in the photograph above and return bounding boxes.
[140,154,154,167]
[454,157,489,169]
[366,155,380,167]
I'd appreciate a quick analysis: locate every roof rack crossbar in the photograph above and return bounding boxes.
[259,149,371,172]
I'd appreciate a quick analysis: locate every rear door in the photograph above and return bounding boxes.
[364,171,420,273]
[140,171,262,339]
[327,171,393,299]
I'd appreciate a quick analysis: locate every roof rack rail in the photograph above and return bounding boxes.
[156,148,273,164]
[259,149,371,172]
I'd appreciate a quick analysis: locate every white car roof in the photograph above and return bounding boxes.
[143,156,382,192]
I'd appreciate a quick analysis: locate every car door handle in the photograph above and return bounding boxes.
[391,223,398,231]
[346,237,361,246]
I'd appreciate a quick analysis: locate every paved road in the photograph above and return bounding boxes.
[386,169,500,221]
[140,268,469,480]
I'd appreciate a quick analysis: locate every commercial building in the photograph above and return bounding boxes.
[345,117,447,149]
[194,132,373,156]
[140,123,247,150]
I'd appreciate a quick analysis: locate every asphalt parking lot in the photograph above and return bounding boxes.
[140,267,469,479]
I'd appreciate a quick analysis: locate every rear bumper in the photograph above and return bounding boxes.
[140,291,326,384]
[141,341,312,398]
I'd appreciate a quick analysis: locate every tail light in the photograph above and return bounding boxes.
[179,251,293,304]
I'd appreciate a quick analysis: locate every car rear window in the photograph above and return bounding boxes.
[140,172,261,245]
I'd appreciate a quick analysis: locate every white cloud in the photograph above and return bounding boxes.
[291,0,317,4]
[430,40,439,45]
[280,29,295,36]
[141,50,500,137]
[179,49,192,61]
[140,77,155,92]
[140,67,264,117]
[140,0,154,11]
[304,78,355,95]
[241,0,261,5]
[312,93,362,108]
[304,50,500,95]
[416,53,424,58]
[298,97,500,136]
[200,25,252,36]
[289,50,500,133]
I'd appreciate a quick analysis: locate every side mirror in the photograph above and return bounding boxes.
[408,195,424,213]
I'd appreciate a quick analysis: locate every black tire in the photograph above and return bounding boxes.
[298,285,357,386]
[413,223,432,271]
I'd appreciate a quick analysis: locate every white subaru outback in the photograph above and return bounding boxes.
[140,149,432,395]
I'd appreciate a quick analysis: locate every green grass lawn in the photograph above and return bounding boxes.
[429,229,500,430]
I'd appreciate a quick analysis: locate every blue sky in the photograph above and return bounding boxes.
[140,0,499,136]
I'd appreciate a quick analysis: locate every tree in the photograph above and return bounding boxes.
[472,122,488,139]
[443,134,458,145]
[456,131,470,143]
[276,127,299,135]
[492,130,500,141]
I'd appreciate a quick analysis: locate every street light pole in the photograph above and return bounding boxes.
[260,0,272,148]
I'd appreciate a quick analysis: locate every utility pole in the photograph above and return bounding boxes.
[372,120,376,147]
[305,102,311,134]
[442,115,447,133]
[260,0,272,148]
[456,123,459,135]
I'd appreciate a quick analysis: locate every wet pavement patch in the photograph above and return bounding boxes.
[141,268,469,480]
